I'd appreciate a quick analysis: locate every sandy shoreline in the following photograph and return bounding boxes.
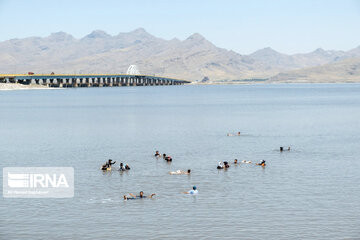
[0,83,54,91]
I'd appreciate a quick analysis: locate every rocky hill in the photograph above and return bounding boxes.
[269,58,360,83]
[0,28,359,82]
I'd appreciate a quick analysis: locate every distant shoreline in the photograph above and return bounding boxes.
[0,83,53,91]
[1,81,359,91]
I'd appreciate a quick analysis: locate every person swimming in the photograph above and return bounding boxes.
[123,195,135,201]
[256,160,266,167]
[224,161,230,168]
[119,163,126,171]
[154,151,160,157]
[128,191,156,199]
[234,159,238,164]
[182,186,198,195]
[101,164,110,170]
[217,162,224,169]
[169,169,191,175]
[237,131,241,136]
[241,160,252,164]
[163,153,167,159]
[165,155,172,162]
[280,146,291,152]
[125,164,131,170]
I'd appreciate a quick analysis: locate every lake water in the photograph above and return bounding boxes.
[0,84,360,239]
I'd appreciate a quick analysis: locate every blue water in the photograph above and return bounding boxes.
[0,84,360,239]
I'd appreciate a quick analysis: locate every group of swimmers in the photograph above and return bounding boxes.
[100,159,131,171]
[104,143,291,201]
[155,150,173,162]
[217,159,266,169]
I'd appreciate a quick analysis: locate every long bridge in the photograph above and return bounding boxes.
[0,74,190,87]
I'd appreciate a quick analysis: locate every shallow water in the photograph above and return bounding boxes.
[0,84,360,239]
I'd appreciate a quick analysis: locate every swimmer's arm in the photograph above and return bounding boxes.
[182,191,189,194]
[129,193,136,198]
[148,194,156,198]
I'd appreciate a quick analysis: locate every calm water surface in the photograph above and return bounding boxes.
[0,84,360,239]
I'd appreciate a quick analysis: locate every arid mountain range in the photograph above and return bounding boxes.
[0,28,359,82]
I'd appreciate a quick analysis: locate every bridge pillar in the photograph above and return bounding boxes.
[73,78,79,87]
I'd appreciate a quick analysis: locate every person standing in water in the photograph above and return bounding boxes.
[105,159,116,167]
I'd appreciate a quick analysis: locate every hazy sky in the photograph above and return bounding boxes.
[0,0,359,54]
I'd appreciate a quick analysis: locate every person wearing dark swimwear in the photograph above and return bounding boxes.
[107,159,116,167]
[125,164,131,170]
[224,161,230,168]
[154,151,160,157]
[163,153,167,159]
[123,195,135,200]
[217,162,224,169]
[165,156,172,162]
[129,191,156,199]
[234,159,238,164]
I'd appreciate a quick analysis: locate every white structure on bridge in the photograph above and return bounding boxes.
[126,65,140,75]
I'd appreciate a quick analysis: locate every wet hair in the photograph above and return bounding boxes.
[187,169,191,173]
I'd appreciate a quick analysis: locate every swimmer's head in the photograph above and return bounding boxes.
[139,191,144,197]
[193,186,196,190]
[187,169,191,173]
[123,195,127,200]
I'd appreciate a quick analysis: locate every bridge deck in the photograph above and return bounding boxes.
[0,74,190,87]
